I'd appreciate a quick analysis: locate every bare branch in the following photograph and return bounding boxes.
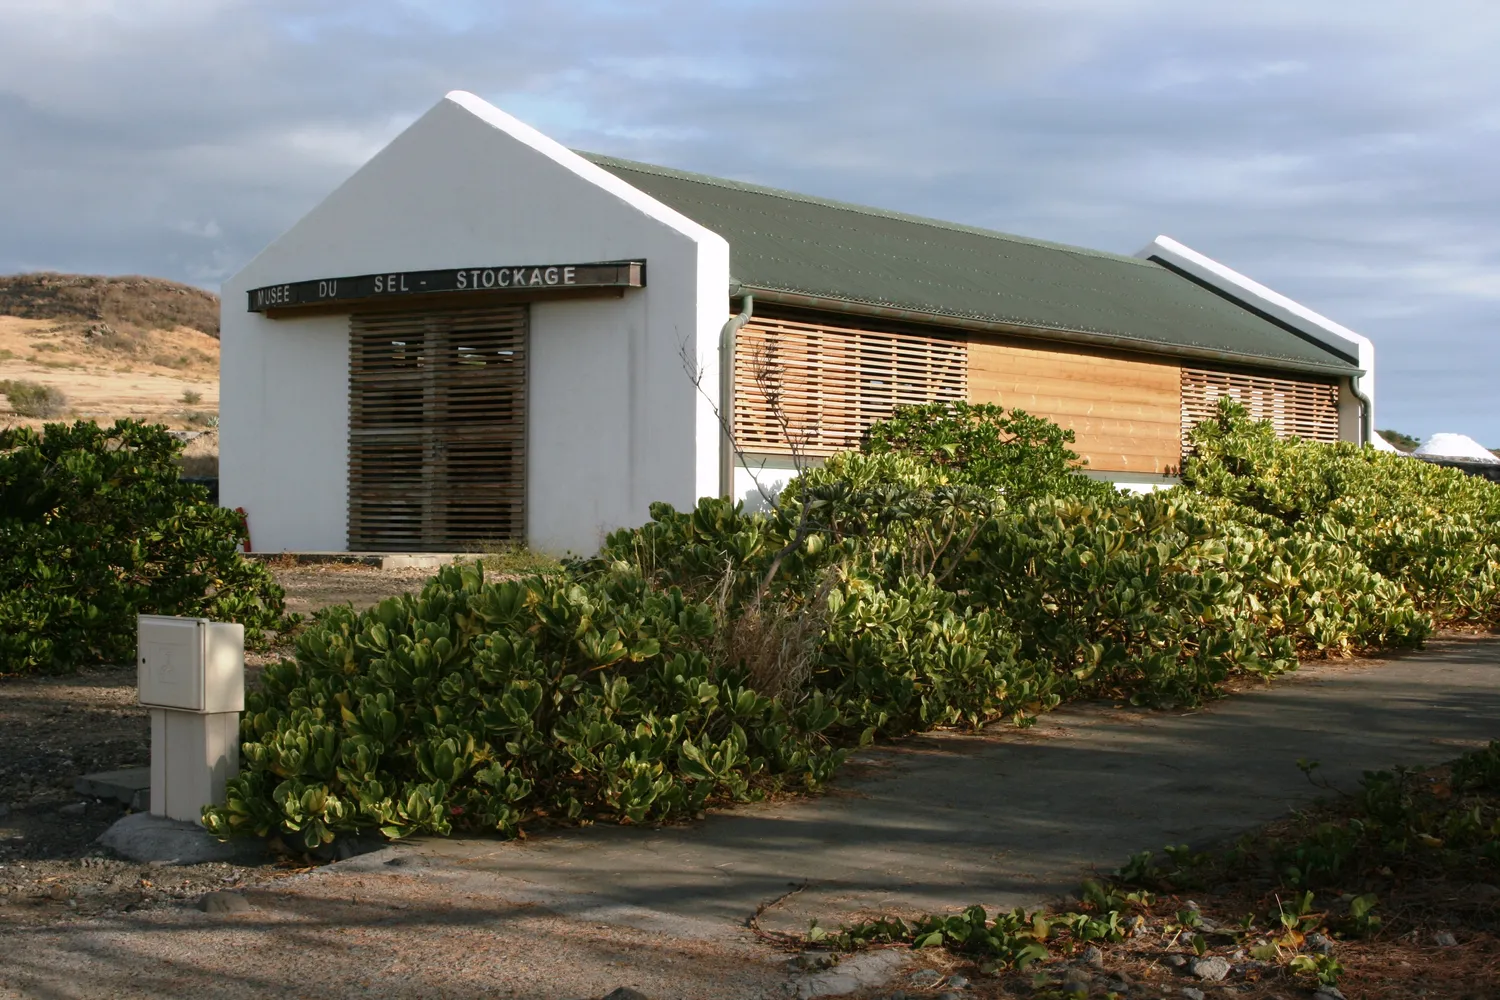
[677,337,780,511]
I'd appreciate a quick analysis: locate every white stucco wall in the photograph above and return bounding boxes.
[219,314,349,551]
[1080,470,1179,493]
[221,92,729,555]
[733,455,803,513]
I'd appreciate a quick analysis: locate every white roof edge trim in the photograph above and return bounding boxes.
[442,90,729,254]
[1134,235,1371,364]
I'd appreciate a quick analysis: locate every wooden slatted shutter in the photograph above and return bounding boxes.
[348,305,528,550]
[734,316,967,457]
[1181,366,1340,448]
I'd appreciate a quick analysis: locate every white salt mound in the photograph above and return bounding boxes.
[1414,432,1500,464]
[1370,431,1401,453]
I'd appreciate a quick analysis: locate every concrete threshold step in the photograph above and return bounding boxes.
[76,767,150,811]
[245,551,467,571]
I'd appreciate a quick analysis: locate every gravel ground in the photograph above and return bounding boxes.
[268,562,438,618]
[0,563,439,931]
[1,864,805,1000]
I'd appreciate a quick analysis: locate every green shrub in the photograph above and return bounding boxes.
[209,400,1500,847]
[207,564,849,845]
[0,419,288,673]
[1184,399,1500,630]
[0,379,67,418]
[861,401,1118,503]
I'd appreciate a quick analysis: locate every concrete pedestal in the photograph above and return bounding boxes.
[149,709,240,824]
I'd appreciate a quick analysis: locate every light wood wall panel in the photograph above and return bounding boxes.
[967,335,1182,475]
[1181,366,1340,444]
[735,316,967,457]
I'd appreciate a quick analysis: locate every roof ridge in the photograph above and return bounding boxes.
[578,151,1154,268]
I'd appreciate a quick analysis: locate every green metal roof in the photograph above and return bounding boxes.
[584,152,1357,374]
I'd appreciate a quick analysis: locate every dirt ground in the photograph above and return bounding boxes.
[0,563,437,928]
[0,315,218,432]
[268,562,440,618]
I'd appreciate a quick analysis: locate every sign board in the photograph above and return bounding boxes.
[247,259,646,312]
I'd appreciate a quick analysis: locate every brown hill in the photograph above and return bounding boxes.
[0,272,219,338]
[0,273,220,457]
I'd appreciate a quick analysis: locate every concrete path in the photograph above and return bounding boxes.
[385,635,1500,936]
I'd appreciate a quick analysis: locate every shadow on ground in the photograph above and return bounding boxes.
[393,635,1500,934]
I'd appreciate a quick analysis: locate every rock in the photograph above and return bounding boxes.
[97,812,267,867]
[1188,956,1230,981]
[790,954,835,971]
[601,991,650,1000]
[793,951,908,999]
[908,970,942,987]
[47,884,70,901]
[1314,988,1347,1000]
[1082,945,1105,968]
[1433,931,1457,947]
[197,890,253,914]
[1179,989,1205,1000]
[883,993,908,1000]
[58,802,86,817]
[946,976,970,989]
[1164,954,1188,968]
[937,994,961,1000]
[1060,980,1087,998]
[0,803,10,818]
[308,831,387,863]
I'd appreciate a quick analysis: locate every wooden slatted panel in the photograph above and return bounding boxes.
[967,335,1182,475]
[348,305,527,551]
[1180,366,1340,449]
[734,316,967,456]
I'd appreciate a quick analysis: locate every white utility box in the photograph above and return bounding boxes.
[136,616,245,824]
[138,615,245,713]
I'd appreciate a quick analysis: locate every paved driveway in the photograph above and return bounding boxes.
[387,635,1500,936]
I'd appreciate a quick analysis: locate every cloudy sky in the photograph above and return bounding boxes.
[2,0,1497,442]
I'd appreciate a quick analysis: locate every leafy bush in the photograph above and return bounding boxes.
[1184,399,1500,630]
[212,399,1500,847]
[0,379,67,418]
[208,564,849,845]
[861,401,1118,502]
[0,419,288,673]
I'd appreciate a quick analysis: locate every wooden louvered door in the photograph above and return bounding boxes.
[348,306,528,550]
[734,315,968,456]
[1180,366,1340,447]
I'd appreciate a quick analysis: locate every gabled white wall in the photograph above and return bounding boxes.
[1136,235,1375,444]
[221,92,730,554]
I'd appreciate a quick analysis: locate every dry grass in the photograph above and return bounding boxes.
[713,571,832,699]
[0,316,217,431]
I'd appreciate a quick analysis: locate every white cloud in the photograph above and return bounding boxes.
[0,0,1497,439]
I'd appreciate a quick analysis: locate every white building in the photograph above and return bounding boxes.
[221,91,1377,555]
